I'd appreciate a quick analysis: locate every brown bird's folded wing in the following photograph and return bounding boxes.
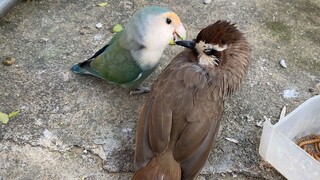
[134,51,197,169]
[172,89,224,178]
[134,91,173,170]
[178,105,223,178]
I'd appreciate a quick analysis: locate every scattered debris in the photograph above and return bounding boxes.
[2,56,15,66]
[43,129,55,139]
[279,106,286,120]
[309,88,315,92]
[309,83,320,95]
[81,175,96,180]
[121,127,132,133]
[203,0,212,4]
[263,115,270,121]
[94,34,103,41]
[83,149,88,154]
[40,37,49,43]
[243,114,254,122]
[0,110,20,124]
[283,89,299,98]
[91,145,106,161]
[37,129,68,151]
[225,138,239,144]
[95,22,103,29]
[112,24,123,33]
[260,115,271,126]
[8,110,20,118]
[256,120,264,128]
[279,59,287,68]
[97,2,108,7]
[0,112,9,124]
[79,26,92,35]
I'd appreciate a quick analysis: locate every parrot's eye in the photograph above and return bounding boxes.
[166,18,172,24]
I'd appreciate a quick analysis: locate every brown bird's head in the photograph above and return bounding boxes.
[176,21,248,68]
[176,20,251,98]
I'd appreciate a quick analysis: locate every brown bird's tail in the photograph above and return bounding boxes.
[132,153,181,180]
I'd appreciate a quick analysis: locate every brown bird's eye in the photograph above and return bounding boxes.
[166,18,172,24]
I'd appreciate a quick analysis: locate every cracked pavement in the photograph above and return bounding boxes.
[0,0,319,179]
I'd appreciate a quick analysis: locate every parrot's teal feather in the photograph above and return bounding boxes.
[70,59,100,77]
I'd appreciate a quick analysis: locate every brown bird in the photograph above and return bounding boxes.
[132,21,251,180]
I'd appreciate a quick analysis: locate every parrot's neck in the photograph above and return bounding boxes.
[131,48,164,70]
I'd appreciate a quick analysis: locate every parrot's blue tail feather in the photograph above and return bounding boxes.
[71,64,93,75]
[71,64,87,74]
[71,60,101,77]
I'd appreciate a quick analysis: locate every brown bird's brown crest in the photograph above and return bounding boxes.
[133,20,251,180]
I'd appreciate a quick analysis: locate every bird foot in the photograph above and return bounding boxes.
[129,86,150,95]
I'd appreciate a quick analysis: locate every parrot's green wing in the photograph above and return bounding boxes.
[72,31,153,89]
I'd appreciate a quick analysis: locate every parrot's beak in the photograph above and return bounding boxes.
[170,24,186,45]
[175,40,196,50]
[174,24,186,41]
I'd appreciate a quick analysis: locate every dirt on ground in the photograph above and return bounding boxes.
[0,0,319,179]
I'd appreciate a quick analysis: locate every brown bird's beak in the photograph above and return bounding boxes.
[175,40,196,50]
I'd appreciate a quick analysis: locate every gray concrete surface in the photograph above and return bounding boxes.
[0,0,319,179]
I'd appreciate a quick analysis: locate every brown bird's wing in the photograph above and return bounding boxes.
[134,74,175,170]
[178,104,223,179]
[134,95,172,169]
[173,88,224,179]
[134,50,197,169]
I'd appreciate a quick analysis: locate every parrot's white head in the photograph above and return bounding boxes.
[142,10,186,49]
[122,6,186,70]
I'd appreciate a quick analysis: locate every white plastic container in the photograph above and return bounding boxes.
[259,95,320,180]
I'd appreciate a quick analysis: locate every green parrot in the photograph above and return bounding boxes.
[71,6,186,94]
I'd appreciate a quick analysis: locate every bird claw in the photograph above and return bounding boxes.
[129,86,150,95]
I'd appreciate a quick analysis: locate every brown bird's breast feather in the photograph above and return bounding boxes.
[133,20,251,180]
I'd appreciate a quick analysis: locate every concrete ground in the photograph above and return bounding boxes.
[0,0,319,179]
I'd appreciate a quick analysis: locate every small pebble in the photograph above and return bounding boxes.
[96,23,103,29]
[94,34,103,41]
[83,149,88,154]
[203,0,212,4]
[256,120,264,127]
[279,59,287,68]
[283,89,299,98]
[40,37,49,43]
[2,57,15,66]
[225,137,239,144]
